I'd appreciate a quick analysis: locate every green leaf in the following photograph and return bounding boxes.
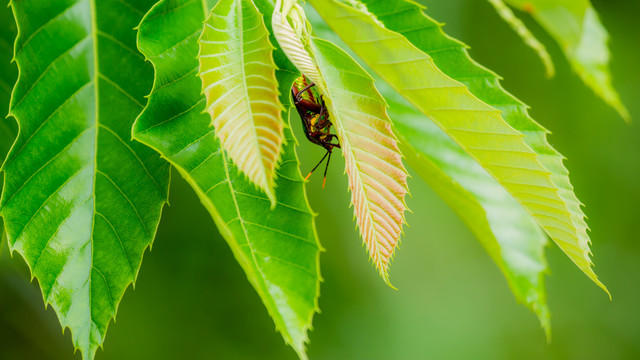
[1,0,170,358]
[307,7,551,333]
[311,0,608,295]
[0,0,18,262]
[486,0,554,77]
[386,84,550,334]
[134,0,320,358]
[0,3,17,158]
[503,0,629,121]
[272,1,409,283]
[198,0,285,204]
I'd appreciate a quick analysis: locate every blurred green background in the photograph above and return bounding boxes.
[1,0,639,359]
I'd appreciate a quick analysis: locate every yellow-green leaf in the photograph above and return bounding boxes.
[198,0,285,205]
[309,12,553,332]
[310,0,607,294]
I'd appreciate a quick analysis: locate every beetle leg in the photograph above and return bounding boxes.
[322,149,333,188]
[325,134,341,148]
[304,149,330,181]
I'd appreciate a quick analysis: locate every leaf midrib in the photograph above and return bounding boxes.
[89,0,100,346]
[236,0,268,187]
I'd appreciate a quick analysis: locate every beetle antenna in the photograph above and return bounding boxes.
[305,149,330,181]
[322,150,332,188]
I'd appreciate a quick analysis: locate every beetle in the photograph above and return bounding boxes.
[291,76,340,187]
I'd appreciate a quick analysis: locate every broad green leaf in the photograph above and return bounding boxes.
[486,0,554,77]
[1,0,170,358]
[273,1,409,283]
[198,0,285,204]
[503,0,629,120]
[311,0,607,294]
[135,0,320,358]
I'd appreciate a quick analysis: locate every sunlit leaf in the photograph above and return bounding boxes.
[198,0,285,204]
[273,1,409,283]
[1,0,170,358]
[486,0,554,77]
[503,0,629,120]
[135,0,320,358]
[307,9,552,335]
[389,84,551,333]
[311,0,607,295]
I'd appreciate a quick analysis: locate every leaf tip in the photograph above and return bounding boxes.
[543,324,552,344]
[544,61,556,79]
[599,281,612,301]
[583,264,611,300]
[267,188,277,209]
[617,105,631,124]
[379,268,397,290]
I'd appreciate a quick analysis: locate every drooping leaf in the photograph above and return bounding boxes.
[388,84,551,333]
[134,0,320,358]
[308,10,552,335]
[198,0,285,204]
[312,39,409,284]
[502,0,629,120]
[311,0,607,294]
[273,1,409,283]
[1,0,170,358]
[486,0,554,77]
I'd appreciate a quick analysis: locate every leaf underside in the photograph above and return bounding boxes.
[198,0,285,204]
[273,3,409,283]
[135,0,320,358]
[504,0,628,120]
[312,0,606,294]
[271,4,322,86]
[2,0,169,358]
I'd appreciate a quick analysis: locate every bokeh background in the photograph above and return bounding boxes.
[1,0,639,359]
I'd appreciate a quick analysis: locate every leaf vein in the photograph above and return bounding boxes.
[96,170,149,235]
